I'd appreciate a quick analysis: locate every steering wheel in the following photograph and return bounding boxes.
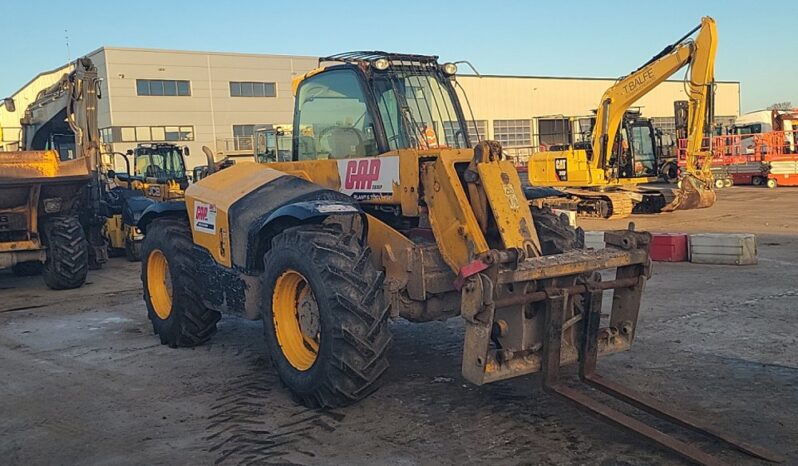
[145,165,167,179]
[318,126,365,159]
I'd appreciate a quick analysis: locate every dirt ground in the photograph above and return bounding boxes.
[1,186,796,466]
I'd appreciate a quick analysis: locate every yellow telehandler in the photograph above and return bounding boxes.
[104,143,190,261]
[137,51,779,465]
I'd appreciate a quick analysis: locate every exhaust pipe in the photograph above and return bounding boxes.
[202,146,216,175]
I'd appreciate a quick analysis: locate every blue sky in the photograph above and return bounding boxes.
[2,0,791,112]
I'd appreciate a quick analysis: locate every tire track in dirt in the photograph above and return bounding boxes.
[204,348,345,466]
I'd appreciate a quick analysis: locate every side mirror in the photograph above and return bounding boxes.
[3,98,15,113]
[183,146,190,156]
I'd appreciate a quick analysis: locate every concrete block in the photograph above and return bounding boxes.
[552,209,577,228]
[584,231,605,250]
[688,233,757,265]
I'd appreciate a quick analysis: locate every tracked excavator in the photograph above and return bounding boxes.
[137,49,779,465]
[529,17,718,219]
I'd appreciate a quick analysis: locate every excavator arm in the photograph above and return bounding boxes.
[592,17,717,209]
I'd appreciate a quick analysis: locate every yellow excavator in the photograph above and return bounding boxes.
[136,49,778,465]
[528,17,717,218]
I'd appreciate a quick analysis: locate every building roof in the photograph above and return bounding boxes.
[459,74,740,85]
[85,45,317,61]
[1,62,72,106]
[82,46,740,85]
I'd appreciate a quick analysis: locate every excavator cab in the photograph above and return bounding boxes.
[614,113,658,179]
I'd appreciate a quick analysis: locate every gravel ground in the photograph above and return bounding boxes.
[1,186,795,466]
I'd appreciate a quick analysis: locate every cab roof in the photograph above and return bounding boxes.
[320,51,441,66]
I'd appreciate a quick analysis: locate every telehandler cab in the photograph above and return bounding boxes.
[104,143,190,261]
[138,51,780,465]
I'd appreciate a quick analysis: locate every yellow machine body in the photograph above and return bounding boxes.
[529,17,718,215]
[0,150,90,267]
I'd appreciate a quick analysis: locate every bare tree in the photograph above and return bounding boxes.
[767,101,793,111]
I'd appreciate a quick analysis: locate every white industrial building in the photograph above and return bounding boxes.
[0,47,741,168]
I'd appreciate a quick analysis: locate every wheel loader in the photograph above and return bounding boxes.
[0,58,106,288]
[138,51,780,465]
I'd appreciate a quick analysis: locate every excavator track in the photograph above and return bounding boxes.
[566,190,634,220]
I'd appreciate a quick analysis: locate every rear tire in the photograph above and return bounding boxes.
[752,176,763,186]
[141,218,220,347]
[12,261,43,276]
[714,178,725,189]
[531,206,584,254]
[261,223,391,409]
[41,216,88,290]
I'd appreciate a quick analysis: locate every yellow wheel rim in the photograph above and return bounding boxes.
[147,249,173,320]
[272,269,320,371]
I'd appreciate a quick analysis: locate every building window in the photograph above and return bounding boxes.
[493,119,531,147]
[538,118,571,147]
[109,126,194,143]
[121,127,136,142]
[650,117,676,136]
[100,128,113,144]
[136,79,191,96]
[466,120,488,145]
[135,127,151,141]
[230,81,276,98]
[440,120,488,147]
[151,127,166,141]
[233,125,255,150]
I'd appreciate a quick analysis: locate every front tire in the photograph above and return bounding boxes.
[261,223,391,408]
[141,218,220,347]
[41,216,88,290]
[125,238,142,262]
[767,178,778,189]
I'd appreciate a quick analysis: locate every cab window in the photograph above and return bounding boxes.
[295,70,379,160]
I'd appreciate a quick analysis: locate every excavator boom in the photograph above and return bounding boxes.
[592,17,717,210]
[528,17,718,217]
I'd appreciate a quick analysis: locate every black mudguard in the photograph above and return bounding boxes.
[123,196,155,226]
[137,200,187,234]
[228,176,365,272]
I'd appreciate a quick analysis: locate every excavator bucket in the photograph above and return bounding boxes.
[661,175,716,212]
